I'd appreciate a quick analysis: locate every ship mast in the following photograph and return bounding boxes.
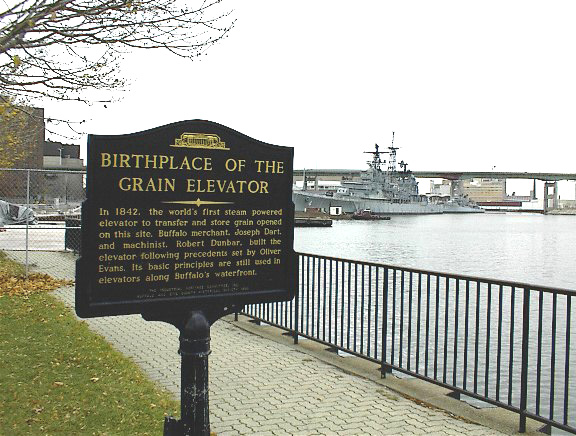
[364,143,387,171]
[387,132,399,172]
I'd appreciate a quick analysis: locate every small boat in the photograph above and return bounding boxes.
[294,217,333,227]
[352,209,391,221]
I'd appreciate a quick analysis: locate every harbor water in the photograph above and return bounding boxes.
[295,213,576,290]
[294,212,576,433]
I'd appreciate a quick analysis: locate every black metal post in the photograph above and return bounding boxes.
[179,311,211,436]
[140,312,210,436]
[519,288,530,433]
[381,267,389,378]
[142,306,240,436]
[294,279,300,344]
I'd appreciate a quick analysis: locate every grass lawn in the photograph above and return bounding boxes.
[0,252,179,436]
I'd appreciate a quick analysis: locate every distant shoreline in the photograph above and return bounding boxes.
[546,208,576,215]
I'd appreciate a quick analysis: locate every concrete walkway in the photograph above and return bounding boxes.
[12,251,507,436]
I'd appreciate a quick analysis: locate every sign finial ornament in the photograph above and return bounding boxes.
[171,133,229,150]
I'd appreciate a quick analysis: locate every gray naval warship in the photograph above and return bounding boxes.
[292,133,484,215]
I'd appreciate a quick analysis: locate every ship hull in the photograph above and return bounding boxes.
[293,191,483,215]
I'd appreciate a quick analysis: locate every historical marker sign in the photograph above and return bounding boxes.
[76,120,296,318]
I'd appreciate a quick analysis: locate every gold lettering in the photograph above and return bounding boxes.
[159,155,170,167]
[118,177,131,191]
[164,178,175,191]
[187,179,196,192]
[185,179,269,194]
[145,155,157,168]
[146,178,157,191]
[247,180,260,193]
[133,154,144,167]
[192,157,202,171]
[226,181,237,193]
[119,177,175,192]
[191,157,204,171]
[254,160,284,173]
[101,153,111,167]
[132,178,143,191]
[119,154,130,167]
[98,154,216,171]
[180,156,191,170]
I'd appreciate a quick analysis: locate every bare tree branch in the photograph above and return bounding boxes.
[1,0,235,106]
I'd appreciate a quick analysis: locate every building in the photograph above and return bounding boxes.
[0,104,84,206]
[38,141,85,205]
[429,180,451,197]
[43,141,84,170]
[460,178,506,204]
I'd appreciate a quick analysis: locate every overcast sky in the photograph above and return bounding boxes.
[45,0,576,197]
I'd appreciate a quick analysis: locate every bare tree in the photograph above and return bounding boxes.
[0,0,234,105]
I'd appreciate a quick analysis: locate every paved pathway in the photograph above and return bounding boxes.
[11,251,504,435]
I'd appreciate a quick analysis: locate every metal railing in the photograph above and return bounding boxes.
[243,253,576,434]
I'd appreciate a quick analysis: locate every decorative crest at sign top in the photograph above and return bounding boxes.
[171,133,229,150]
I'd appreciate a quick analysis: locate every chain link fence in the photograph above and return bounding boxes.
[0,168,85,273]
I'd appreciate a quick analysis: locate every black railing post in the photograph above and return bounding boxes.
[519,287,530,433]
[381,267,390,378]
[294,262,300,345]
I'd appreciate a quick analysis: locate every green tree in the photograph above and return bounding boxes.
[0,97,44,168]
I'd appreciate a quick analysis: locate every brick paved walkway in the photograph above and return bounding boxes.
[11,251,504,435]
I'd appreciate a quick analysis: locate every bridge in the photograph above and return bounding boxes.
[292,169,576,213]
[293,169,576,182]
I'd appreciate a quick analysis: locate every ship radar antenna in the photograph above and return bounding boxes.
[387,132,400,172]
[364,143,388,171]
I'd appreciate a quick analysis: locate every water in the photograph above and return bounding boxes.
[294,213,576,433]
[295,213,576,290]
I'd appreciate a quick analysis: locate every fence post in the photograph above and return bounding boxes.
[519,287,530,433]
[25,169,30,276]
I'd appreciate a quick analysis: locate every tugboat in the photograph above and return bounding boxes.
[293,133,483,215]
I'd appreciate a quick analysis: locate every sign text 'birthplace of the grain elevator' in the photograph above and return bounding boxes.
[76,120,296,318]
